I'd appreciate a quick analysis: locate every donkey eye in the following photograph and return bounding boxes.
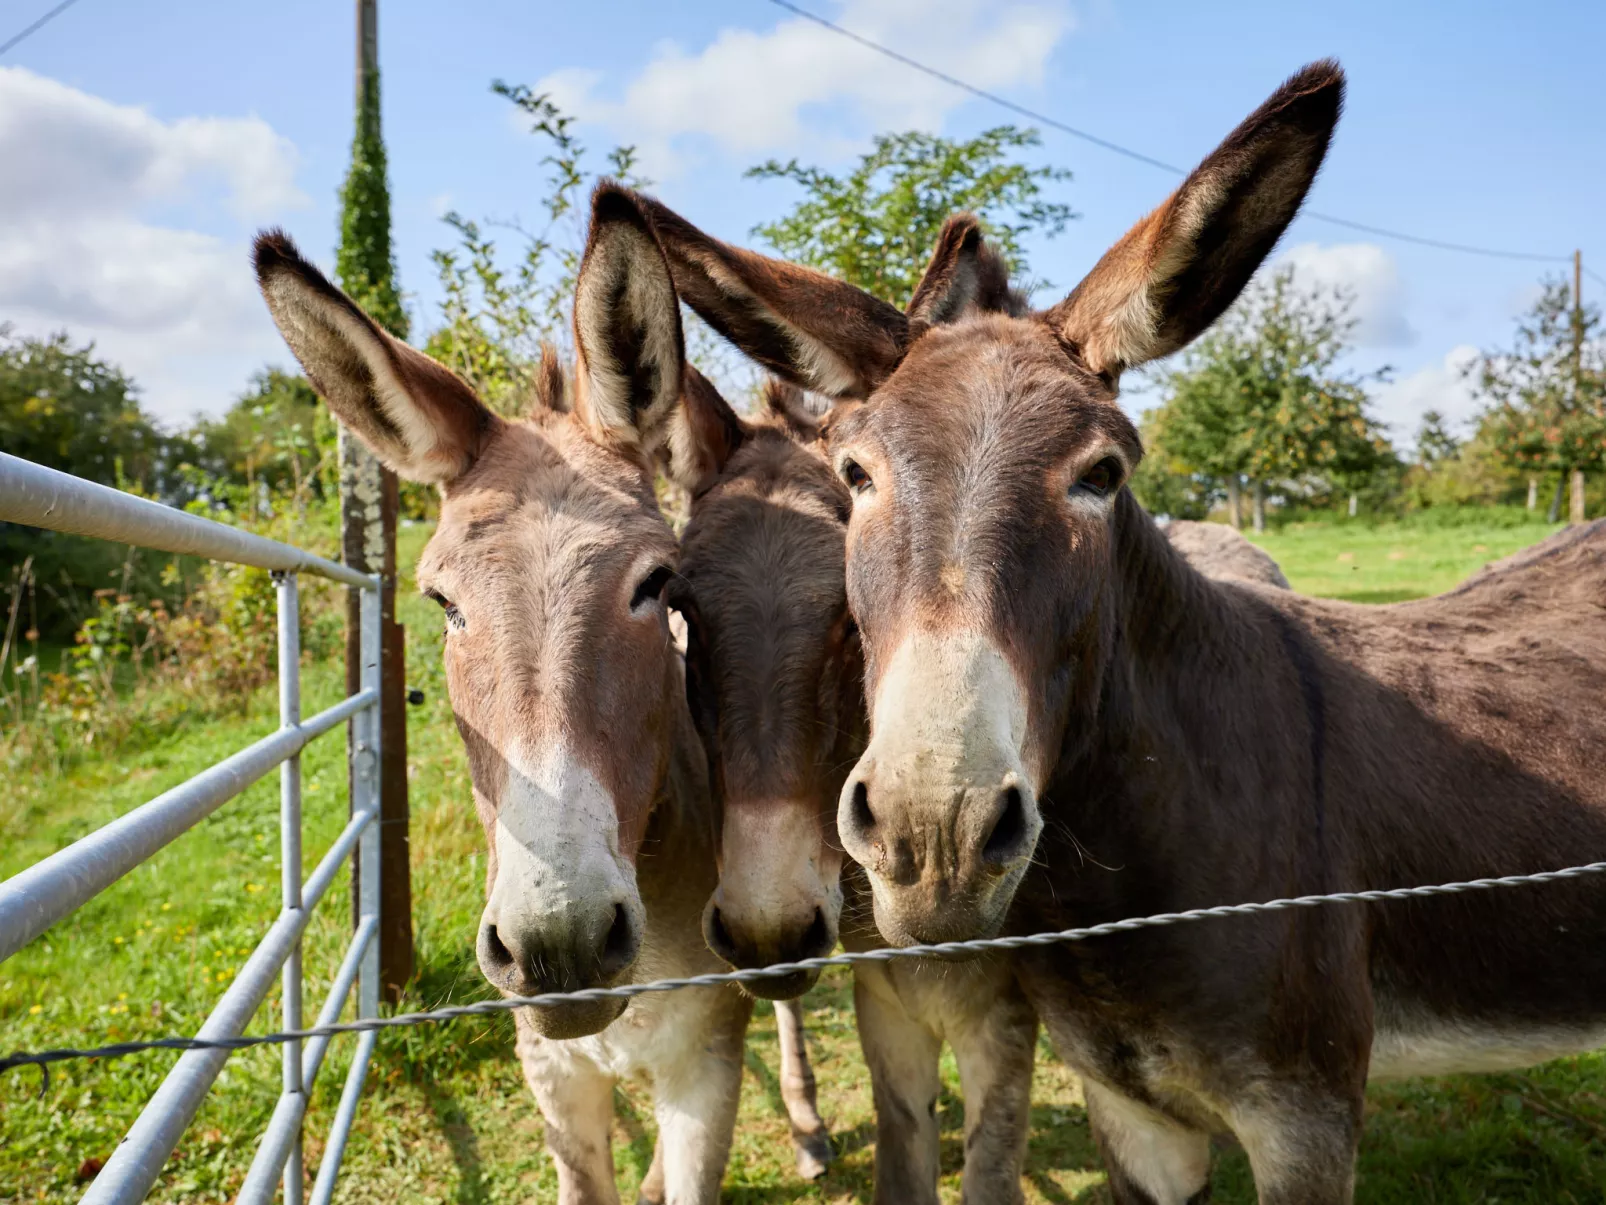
[840,459,873,495]
[1077,458,1120,498]
[631,565,675,612]
[426,590,465,631]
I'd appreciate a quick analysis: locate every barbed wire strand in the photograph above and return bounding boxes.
[761,0,1574,265]
[6,859,1606,1096]
[0,0,83,58]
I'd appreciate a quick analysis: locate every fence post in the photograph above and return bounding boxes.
[339,429,413,1001]
[275,572,305,1205]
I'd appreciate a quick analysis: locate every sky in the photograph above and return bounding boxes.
[3,0,1603,445]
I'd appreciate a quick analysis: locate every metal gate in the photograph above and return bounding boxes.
[0,451,384,1205]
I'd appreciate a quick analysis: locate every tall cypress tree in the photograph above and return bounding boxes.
[337,64,407,338]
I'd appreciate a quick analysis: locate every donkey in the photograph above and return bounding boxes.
[666,373,1039,1203]
[253,187,759,1204]
[627,61,1606,1204]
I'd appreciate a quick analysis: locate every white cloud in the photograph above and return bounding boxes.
[540,0,1074,176]
[0,68,309,424]
[1374,344,1481,444]
[1276,241,1414,347]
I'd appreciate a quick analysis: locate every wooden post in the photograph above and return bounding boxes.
[1571,251,1587,525]
[343,0,413,1004]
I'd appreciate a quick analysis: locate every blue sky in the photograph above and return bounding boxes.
[3,0,1602,440]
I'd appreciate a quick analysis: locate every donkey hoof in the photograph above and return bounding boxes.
[794,1133,832,1180]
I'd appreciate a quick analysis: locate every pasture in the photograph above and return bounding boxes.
[3,514,1603,1204]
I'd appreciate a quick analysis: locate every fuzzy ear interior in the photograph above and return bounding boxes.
[572,184,686,453]
[754,378,827,443]
[1044,60,1344,378]
[254,230,495,484]
[635,192,909,399]
[905,215,1025,338]
[661,363,747,496]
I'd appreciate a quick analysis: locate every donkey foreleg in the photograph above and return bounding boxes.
[649,987,750,1204]
[948,982,1036,1205]
[516,1020,622,1205]
[1084,1080,1210,1205]
[854,965,944,1205]
[775,997,832,1178]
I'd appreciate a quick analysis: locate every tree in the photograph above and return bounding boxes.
[1150,267,1393,529]
[1474,279,1603,523]
[749,127,1074,306]
[1415,410,1461,469]
[336,62,407,338]
[185,369,335,502]
[425,84,651,415]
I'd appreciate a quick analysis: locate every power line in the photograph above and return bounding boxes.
[762,0,1574,265]
[0,0,83,58]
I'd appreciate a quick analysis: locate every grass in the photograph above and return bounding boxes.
[4,510,1605,1203]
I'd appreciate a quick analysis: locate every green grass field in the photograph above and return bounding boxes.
[4,511,1604,1204]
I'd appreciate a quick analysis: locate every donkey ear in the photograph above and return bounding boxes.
[254,230,495,484]
[755,378,825,442]
[660,363,747,496]
[635,193,908,399]
[573,184,686,452]
[906,215,1023,337]
[1045,60,1344,378]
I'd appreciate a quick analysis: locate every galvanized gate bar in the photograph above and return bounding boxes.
[2,454,390,1204]
[0,452,371,589]
[78,804,378,1205]
[0,688,376,963]
[235,915,377,1205]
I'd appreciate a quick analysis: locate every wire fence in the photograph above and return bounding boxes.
[9,857,1606,1094]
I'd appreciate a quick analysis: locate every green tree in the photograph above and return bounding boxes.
[185,369,335,501]
[749,126,1074,306]
[1149,267,1393,529]
[336,64,407,338]
[1415,409,1462,469]
[1474,279,1603,523]
[425,84,650,415]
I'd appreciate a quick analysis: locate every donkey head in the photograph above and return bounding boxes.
[667,375,863,997]
[255,185,702,1035]
[639,62,1344,944]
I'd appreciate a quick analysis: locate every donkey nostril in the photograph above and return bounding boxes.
[598,904,637,977]
[707,905,738,960]
[849,780,876,836]
[482,924,514,969]
[801,906,832,958]
[982,785,1030,866]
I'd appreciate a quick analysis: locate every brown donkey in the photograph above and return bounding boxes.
[631,61,1606,1204]
[254,188,757,1204]
[668,375,1038,1202]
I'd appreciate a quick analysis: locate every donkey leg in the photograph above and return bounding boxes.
[636,1141,666,1205]
[775,997,832,1179]
[516,1020,621,1205]
[948,982,1036,1205]
[651,987,750,1204]
[1231,1094,1359,1205]
[1083,1080,1211,1205]
[854,965,944,1205]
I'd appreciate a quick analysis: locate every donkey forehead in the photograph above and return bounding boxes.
[423,418,673,582]
[836,316,1140,471]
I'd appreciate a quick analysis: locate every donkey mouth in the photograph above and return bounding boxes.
[517,995,631,1040]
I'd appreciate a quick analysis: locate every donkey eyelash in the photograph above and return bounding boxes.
[839,459,873,495]
[424,589,465,630]
[1074,457,1123,499]
[630,565,675,612]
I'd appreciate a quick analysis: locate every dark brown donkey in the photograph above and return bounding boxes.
[630,62,1606,1204]
[255,189,764,1204]
[668,376,1038,1202]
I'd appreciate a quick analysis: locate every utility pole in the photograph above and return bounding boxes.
[341,0,413,1003]
[1571,250,1586,525]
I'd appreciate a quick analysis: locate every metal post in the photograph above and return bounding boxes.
[275,572,304,1205]
[356,583,382,1023]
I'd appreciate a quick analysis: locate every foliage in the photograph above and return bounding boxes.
[1143,267,1395,517]
[424,84,649,416]
[1129,404,1214,519]
[336,67,408,339]
[184,369,337,501]
[1415,409,1462,469]
[1474,278,1605,477]
[748,126,1074,306]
